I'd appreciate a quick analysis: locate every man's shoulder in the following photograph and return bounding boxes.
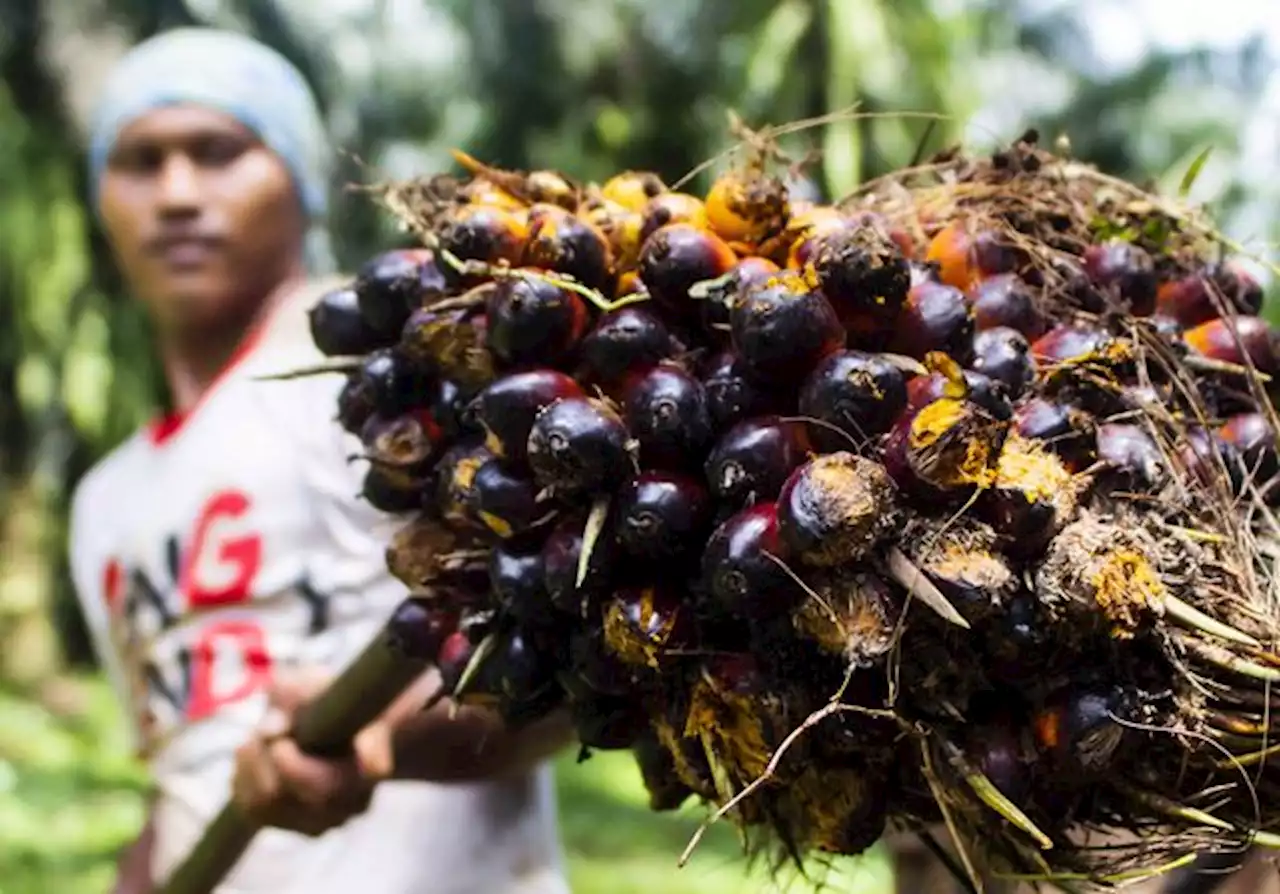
[71,431,149,515]
[68,430,150,557]
[250,274,352,369]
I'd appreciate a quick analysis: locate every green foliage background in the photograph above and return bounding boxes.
[0,0,1275,890]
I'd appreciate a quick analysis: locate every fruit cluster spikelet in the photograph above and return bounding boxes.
[303,134,1280,890]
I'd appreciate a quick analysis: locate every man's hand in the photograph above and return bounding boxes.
[230,667,407,837]
[231,661,575,835]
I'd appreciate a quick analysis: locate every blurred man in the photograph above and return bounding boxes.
[70,27,573,894]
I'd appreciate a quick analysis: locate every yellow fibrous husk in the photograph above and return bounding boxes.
[910,397,1002,490]
[1036,513,1168,637]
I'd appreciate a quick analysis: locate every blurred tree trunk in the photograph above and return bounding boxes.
[0,481,60,686]
[0,2,64,685]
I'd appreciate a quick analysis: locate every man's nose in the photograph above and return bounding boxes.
[155,154,203,216]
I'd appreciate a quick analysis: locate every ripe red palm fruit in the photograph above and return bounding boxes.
[704,416,810,507]
[889,281,975,362]
[637,223,737,322]
[1183,316,1280,375]
[473,370,584,465]
[968,273,1046,339]
[776,452,899,567]
[798,350,908,452]
[523,204,613,292]
[730,271,846,385]
[485,273,591,369]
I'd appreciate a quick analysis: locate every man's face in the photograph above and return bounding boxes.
[98,105,306,336]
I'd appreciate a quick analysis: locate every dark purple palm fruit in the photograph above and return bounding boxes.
[571,693,651,750]
[361,465,426,514]
[614,471,713,562]
[398,301,494,392]
[578,307,677,388]
[968,273,1046,339]
[472,370,585,465]
[699,256,782,342]
[970,327,1035,399]
[1030,322,1134,389]
[523,203,614,293]
[1095,422,1165,491]
[1033,686,1131,776]
[526,396,637,496]
[485,272,591,369]
[1012,396,1095,472]
[776,452,900,567]
[361,411,439,483]
[889,280,975,363]
[1081,240,1158,316]
[983,593,1049,682]
[386,596,461,662]
[700,502,800,623]
[470,457,552,541]
[704,416,810,507]
[435,203,531,289]
[637,223,737,324]
[781,208,857,270]
[979,432,1078,556]
[309,284,386,356]
[564,627,636,698]
[358,347,433,417]
[430,378,481,442]
[449,629,556,714]
[602,584,696,669]
[1179,426,1247,494]
[622,362,714,471]
[700,350,777,431]
[906,365,1013,422]
[632,729,695,811]
[353,248,443,341]
[488,539,552,626]
[963,721,1031,804]
[1218,412,1279,488]
[730,270,846,386]
[797,350,908,452]
[336,373,376,435]
[432,441,495,532]
[542,514,617,616]
[805,220,912,343]
[909,259,942,287]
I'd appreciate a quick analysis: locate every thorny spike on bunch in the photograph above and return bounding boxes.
[311,129,1280,892]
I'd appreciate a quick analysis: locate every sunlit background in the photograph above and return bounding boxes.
[1,1,1277,891]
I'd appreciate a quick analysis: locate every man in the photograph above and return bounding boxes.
[70,27,574,894]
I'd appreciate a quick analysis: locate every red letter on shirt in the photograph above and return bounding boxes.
[102,558,124,612]
[179,490,262,609]
[186,619,273,721]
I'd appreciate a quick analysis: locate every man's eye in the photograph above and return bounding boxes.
[190,136,248,167]
[108,146,163,174]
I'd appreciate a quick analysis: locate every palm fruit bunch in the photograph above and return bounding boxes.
[305,134,1280,889]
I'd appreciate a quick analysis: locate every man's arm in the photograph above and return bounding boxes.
[383,669,576,783]
[231,664,576,835]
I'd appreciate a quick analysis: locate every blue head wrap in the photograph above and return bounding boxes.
[89,27,335,274]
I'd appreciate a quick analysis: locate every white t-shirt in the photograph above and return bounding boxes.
[68,280,569,894]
